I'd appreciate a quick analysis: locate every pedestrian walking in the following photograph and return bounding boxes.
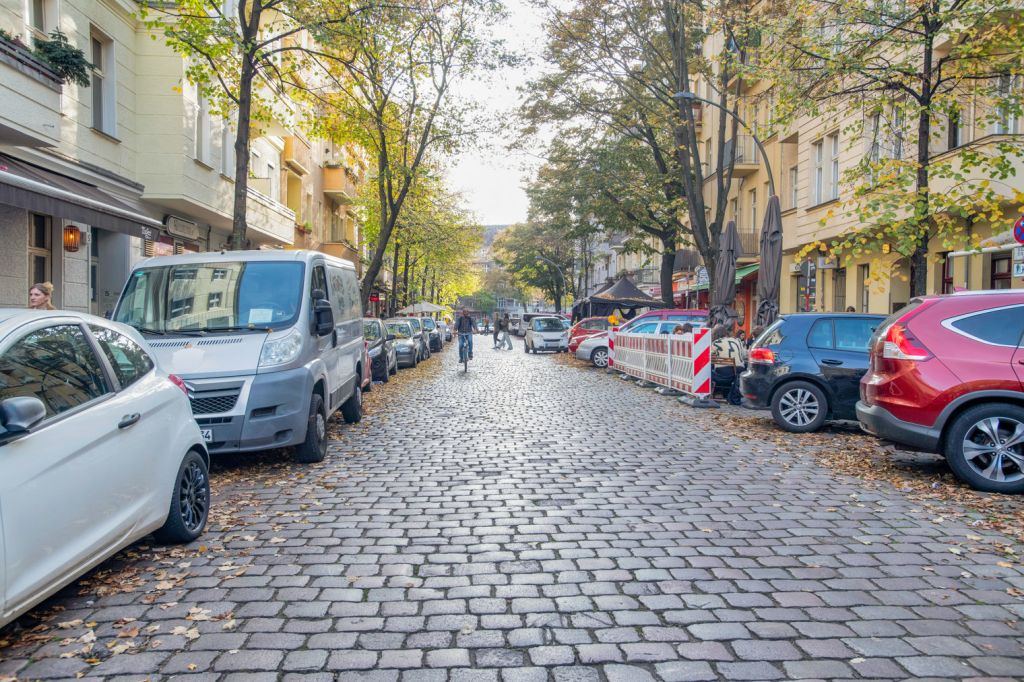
[493,317,500,348]
[499,313,513,349]
[28,282,56,310]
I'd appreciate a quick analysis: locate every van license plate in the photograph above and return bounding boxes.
[201,429,213,442]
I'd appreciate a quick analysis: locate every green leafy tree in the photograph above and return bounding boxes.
[493,221,575,312]
[762,0,1024,294]
[141,0,358,248]
[313,0,509,307]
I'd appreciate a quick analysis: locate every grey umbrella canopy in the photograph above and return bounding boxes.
[710,220,742,328]
[755,194,783,329]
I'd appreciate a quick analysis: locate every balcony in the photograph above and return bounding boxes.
[723,135,761,177]
[283,135,311,176]
[246,186,295,246]
[323,166,357,202]
[0,39,61,146]
[738,229,760,257]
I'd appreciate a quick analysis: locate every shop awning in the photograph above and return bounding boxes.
[0,154,161,239]
[692,263,760,292]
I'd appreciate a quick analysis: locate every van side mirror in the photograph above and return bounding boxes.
[0,396,46,436]
[312,288,327,301]
[313,299,334,336]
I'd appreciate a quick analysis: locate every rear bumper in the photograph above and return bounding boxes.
[739,369,772,409]
[856,401,940,452]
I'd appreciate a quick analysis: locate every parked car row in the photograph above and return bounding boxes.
[376,315,448,369]
[569,309,711,368]
[740,291,1024,493]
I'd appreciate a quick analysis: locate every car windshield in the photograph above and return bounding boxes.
[534,318,564,332]
[363,322,381,340]
[386,322,411,339]
[114,261,304,333]
[422,319,436,330]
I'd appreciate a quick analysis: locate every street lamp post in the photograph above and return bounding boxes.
[536,255,569,313]
[672,91,775,197]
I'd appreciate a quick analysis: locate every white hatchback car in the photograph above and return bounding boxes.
[0,310,210,628]
[525,316,569,353]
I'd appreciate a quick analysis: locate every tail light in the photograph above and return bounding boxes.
[749,347,775,364]
[882,323,932,361]
[168,374,189,396]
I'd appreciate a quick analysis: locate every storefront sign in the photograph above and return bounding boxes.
[369,292,380,302]
[695,267,709,286]
[1014,262,1024,278]
[165,215,201,241]
[1014,246,1024,262]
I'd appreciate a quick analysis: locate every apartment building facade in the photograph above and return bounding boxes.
[685,31,1024,320]
[0,0,367,314]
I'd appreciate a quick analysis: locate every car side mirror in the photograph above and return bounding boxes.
[312,288,327,301]
[314,299,334,336]
[386,334,396,341]
[0,396,47,436]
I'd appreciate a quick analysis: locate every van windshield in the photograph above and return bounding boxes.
[114,261,305,334]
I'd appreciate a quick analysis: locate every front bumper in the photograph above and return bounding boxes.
[855,401,940,452]
[194,367,313,454]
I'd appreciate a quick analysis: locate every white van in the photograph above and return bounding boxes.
[113,250,363,462]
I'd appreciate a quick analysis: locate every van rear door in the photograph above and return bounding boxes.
[326,265,363,408]
[311,262,344,411]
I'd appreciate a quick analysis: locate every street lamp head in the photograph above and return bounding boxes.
[672,91,696,100]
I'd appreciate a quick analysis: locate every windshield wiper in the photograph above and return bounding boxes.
[195,325,274,333]
[136,327,166,336]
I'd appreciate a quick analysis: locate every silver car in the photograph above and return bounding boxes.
[385,320,421,368]
[576,332,610,368]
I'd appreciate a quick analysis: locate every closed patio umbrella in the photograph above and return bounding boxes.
[710,220,742,328]
[755,195,783,328]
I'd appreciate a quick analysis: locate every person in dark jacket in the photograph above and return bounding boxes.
[455,308,477,359]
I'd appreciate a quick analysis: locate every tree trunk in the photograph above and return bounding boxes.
[659,241,675,307]
[402,250,410,306]
[911,35,934,298]
[229,53,258,250]
[390,239,400,316]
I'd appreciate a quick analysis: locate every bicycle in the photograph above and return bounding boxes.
[458,332,471,372]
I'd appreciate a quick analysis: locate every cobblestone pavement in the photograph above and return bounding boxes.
[2,339,1024,681]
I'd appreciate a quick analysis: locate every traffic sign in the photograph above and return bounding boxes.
[369,292,380,302]
[1014,215,1024,244]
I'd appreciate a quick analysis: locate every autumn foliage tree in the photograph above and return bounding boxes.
[761,0,1024,294]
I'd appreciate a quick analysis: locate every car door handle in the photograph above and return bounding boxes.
[821,359,844,366]
[118,413,141,429]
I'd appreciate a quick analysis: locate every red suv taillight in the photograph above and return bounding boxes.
[749,347,775,364]
[169,374,188,395]
[882,322,932,361]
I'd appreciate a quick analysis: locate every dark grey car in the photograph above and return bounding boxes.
[363,318,398,382]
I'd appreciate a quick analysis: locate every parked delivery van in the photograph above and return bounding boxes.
[113,250,363,463]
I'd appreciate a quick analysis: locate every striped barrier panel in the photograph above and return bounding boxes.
[610,330,712,399]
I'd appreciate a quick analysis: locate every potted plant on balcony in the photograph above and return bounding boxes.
[32,29,93,86]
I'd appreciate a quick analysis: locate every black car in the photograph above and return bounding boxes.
[363,318,398,382]
[740,313,884,432]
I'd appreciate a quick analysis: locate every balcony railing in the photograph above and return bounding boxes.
[723,135,759,166]
[0,38,62,147]
[283,136,312,176]
[323,166,357,201]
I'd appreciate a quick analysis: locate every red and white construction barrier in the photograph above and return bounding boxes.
[610,329,712,400]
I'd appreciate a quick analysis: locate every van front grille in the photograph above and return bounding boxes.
[190,389,241,415]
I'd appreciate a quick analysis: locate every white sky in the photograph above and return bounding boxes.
[445,0,548,226]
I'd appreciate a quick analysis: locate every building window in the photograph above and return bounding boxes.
[868,112,881,167]
[28,213,51,285]
[795,262,816,312]
[813,140,824,204]
[857,264,870,312]
[194,86,211,165]
[729,197,738,223]
[941,252,954,294]
[703,139,711,176]
[991,254,1011,289]
[212,268,228,280]
[749,188,757,232]
[27,0,49,40]
[90,30,116,137]
[207,292,222,308]
[833,267,847,311]
[994,75,1021,135]
[828,132,840,200]
[267,160,279,202]
[788,165,798,209]
[947,112,962,150]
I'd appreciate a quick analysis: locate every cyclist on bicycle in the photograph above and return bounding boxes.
[455,307,478,360]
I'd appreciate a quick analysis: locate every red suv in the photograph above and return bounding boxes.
[568,316,612,352]
[857,291,1024,493]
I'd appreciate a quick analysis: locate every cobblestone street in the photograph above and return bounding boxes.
[2,341,1024,681]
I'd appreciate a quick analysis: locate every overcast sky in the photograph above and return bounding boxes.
[445,0,548,226]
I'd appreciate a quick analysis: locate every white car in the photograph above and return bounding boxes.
[0,310,210,628]
[525,316,569,353]
[576,331,610,367]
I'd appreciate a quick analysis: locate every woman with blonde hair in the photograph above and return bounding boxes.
[28,282,56,310]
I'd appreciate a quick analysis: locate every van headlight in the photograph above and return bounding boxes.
[259,328,304,367]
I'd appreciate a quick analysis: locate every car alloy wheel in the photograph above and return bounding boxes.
[179,458,208,533]
[961,416,1024,484]
[778,387,819,427]
[591,348,608,368]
